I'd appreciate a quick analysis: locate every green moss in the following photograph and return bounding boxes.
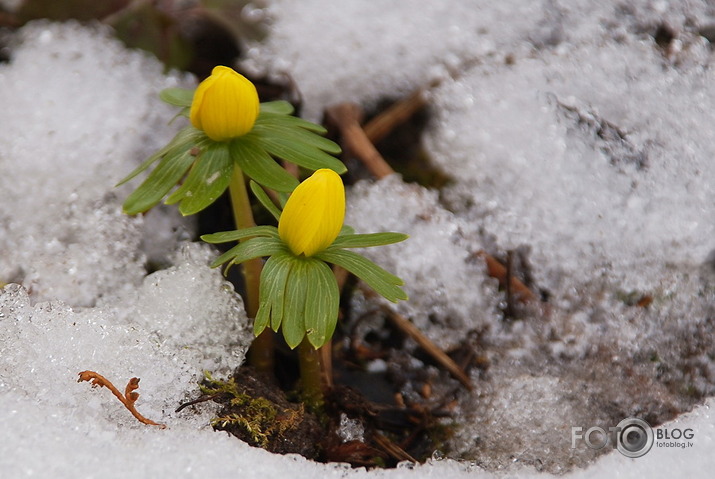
[425,421,457,458]
[201,372,304,448]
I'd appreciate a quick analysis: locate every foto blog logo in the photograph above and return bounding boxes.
[571,417,654,458]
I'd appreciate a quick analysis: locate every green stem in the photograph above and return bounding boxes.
[229,167,274,375]
[298,338,324,411]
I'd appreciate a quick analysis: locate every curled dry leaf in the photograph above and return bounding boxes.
[78,370,166,428]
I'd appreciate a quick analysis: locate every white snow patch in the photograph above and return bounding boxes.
[346,175,498,350]
[243,0,715,121]
[0,21,194,306]
[424,37,714,294]
[1,2,714,477]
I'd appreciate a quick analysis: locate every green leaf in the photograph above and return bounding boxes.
[304,260,340,348]
[166,142,233,215]
[282,259,308,348]
[267,252,294,332]
[258,111,327,133]
[168,108,190,124]
[252,122,342,155]
[201,225,279,244]
[122,145,196,215]
[255,302,271,337]
[259,101,294,115]
[277,191,289,208]
[230,138,299,192]
[255,252,292,336]
[108,1,194,70]
[338,225,356,236]
[160,87,194,107]
[255,135,347,174]
[315,249,407,303]
[249,181,283,222]
[116,126,201,186]
[330,232,409,249]
[210,237,286,268]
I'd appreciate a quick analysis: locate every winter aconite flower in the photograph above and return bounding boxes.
[190,66,259,141]
[202,170,408,349]
[278,169,345,257]
[119,66,345,216]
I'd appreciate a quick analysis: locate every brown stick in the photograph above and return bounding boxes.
[372,431,418,463]
[0,12,21,28]
[327,100,473,390]
[78,371,165,428]
[282,159,300,179]
[328,98,536,304]
[475,250,535,303]
[504,250,515,317]
[333,264,350,291]
[385,309,473,391]
[363,89,428,144]
[325,103,395,179]
[175,394,221,413]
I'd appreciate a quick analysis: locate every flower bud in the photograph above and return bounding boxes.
[279,169,345,257]
[190,66,259,141]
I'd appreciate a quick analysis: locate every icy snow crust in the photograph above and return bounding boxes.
[251,0,714,475]
[0,21,194,306]
[1,1,715,477]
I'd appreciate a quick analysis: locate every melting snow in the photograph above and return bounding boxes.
[1,0,714,476]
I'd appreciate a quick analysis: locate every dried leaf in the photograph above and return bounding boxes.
[78,370,165,428]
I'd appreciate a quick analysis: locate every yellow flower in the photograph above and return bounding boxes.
[189,66,260,141]
[279,169,345,257]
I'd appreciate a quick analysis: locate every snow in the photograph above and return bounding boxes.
[0,0,21,10]
[338,413,366,443]
[1,1,715,477]
[0,20,194,306]
[345,176,712,472]
[424,37,714,291]
[242,0,715,122]
[346,176,497,350]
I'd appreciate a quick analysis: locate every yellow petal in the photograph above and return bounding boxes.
[278,169,345,257]
[189,66,259,141]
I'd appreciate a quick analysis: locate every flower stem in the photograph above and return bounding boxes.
[298,338,324,411]
[229,167,274,374]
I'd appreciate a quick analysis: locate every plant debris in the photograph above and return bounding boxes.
[473,250,537,304]
[177,299,485,467]
[325,102,396,180]
[194,369,323,457]
[180,88,485,467]
[383,307,472,390]
[77,370,165,428]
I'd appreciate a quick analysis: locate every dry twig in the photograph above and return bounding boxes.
[325,103,396,179]
[78,370,166,428]
[326,96,474,390]
[327,99,537,305]
[372,432,418,463]
[474,250,536,303]
[362,88,429,144]
[175,394,221,413]
[384,309,473,391]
